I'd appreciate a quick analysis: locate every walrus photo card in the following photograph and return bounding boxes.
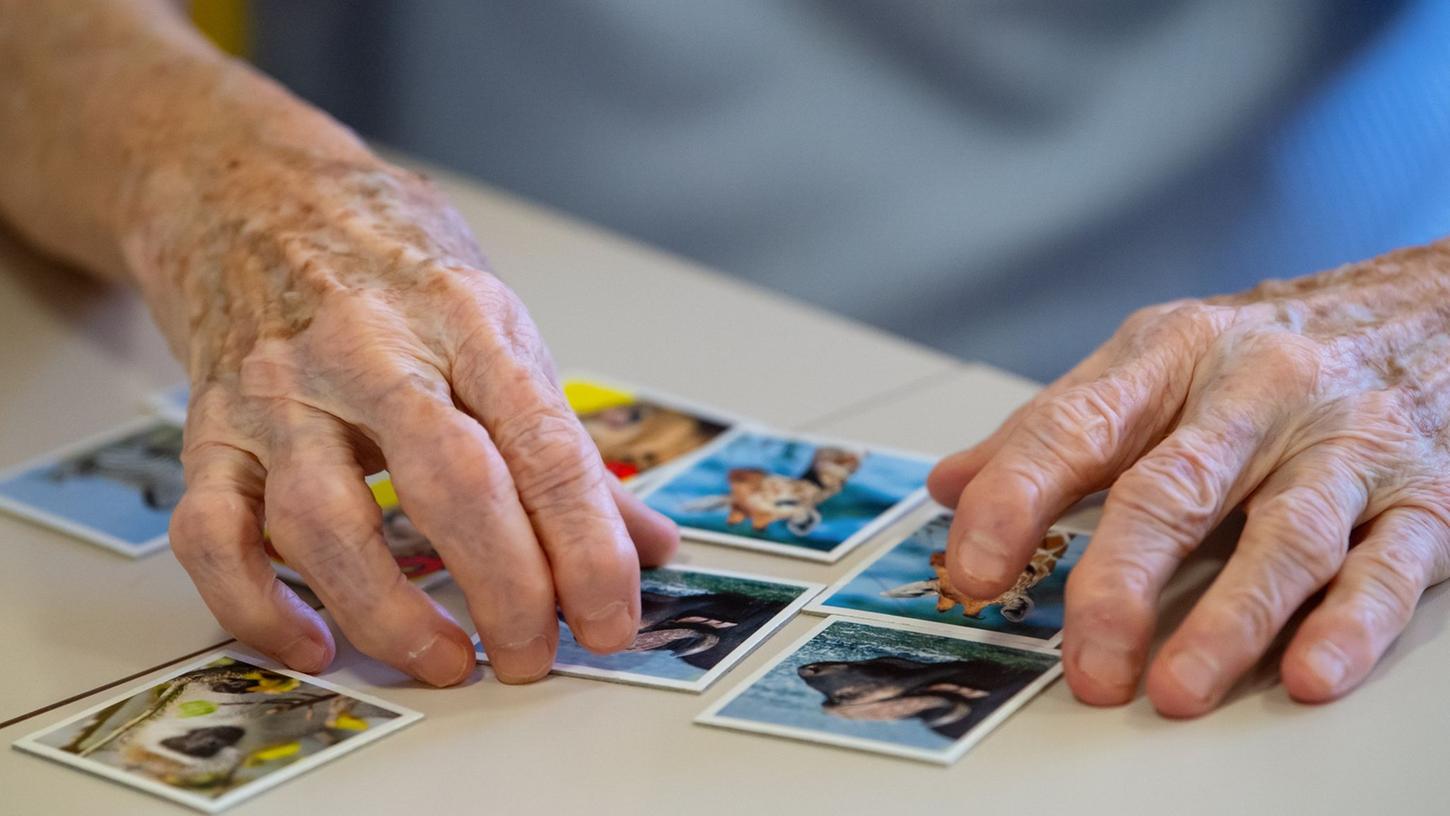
[696,617,1061,765]
[636,427,934,562]
[13,651,422,813]
[807,506,1087,647]
[0,416,184,557]
[562,374,740,489]
[473,565,822,691]
[266,474,451,591]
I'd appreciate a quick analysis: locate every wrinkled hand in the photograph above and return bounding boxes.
[928,243,1450,716]
[138,151,678,686]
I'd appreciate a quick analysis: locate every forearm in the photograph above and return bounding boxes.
[0,0,375,293]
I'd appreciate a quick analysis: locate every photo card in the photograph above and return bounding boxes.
[0,416,184,557]
[474,565,821,691]
[563,374,739,489]
[13,652,422,813]
[808,506,1086,647]
[696,617,1061,765]
[266,475,450,591]
[637,427,933,562]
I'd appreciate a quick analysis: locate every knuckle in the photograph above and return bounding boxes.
[1353,547,1425,625]
[1021,381,1130,473]
[1068,553,1157,621]
[493,408,605,508]
[1215,584,1283,645]
[1253,333,1324,395]
[1109,451,1221,550]
[1246,486,1348,586]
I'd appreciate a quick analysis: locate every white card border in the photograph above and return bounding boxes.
[635,426,935,563]
[805,504,1082,649]
[474,564,823,692]
[12,649,424,814]
[695,615,1062,765]
[0,415,183,558]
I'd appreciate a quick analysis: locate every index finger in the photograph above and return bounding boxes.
[946,357,1184,600]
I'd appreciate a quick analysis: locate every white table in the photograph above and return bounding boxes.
[2,160,1444,815]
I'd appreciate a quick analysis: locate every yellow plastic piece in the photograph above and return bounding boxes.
[563,379,635,414]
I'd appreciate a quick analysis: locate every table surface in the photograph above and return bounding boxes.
[1,159,1441,815]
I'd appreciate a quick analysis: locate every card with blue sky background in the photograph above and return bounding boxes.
[697,617,1061,765]
[0,417,184,557]
[807,507,1086,647]
[637,427,933,562]
[474,565,821,691]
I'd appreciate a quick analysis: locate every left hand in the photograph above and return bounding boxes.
[928,240,1450,716]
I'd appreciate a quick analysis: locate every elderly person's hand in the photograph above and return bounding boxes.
[929,243,1450,716]
[0,0,677,687]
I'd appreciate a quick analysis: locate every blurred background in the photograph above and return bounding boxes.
[197,1,1450,381]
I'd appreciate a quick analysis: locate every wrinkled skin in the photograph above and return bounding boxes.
[143,150,679,687]
[930,242,1450,716]
[0,0,679,690]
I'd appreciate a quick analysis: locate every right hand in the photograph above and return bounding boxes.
[148,147,678,686]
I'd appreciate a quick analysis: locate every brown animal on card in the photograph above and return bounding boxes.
[578,400,727,479]
[719,446,862,537]
[883,530,1071,622]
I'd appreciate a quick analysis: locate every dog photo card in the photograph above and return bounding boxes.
[0,416,184,557]
[266,475,450,591]
[563,375,739,488]
[637,427,933,562]
[474,565,821,692]
[13,652,422,813]
[697,617,1061,765]
[808,506,1086,647]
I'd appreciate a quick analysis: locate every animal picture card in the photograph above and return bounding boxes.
[637,427,933,562]
[474,565,821,692]
[696,617,1061,765]
[563,375,738,487]
[13,652,422,813]
[265,475,450,591]
[0,416,184,557]
[808,507,1086,647]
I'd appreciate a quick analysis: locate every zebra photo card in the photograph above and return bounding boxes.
[0,416,184,557]
[13,651,422,813]
[806,505,1087,648]
[636,426,934,562]
[696,616,1061,765]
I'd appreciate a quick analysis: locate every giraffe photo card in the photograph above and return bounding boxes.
[0,416,185,557]
[13,652,422,813]
[474,565,822,691]
[806,505,1087,648]
[636,426,934,562]
[696,616,1062,765]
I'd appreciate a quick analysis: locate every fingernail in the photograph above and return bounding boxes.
[492,635,553,684]
[407,633,473,687]
[1075,638,1137,690]
[280,635,328,673]
[960,531,1010,587]
[1166,650,1219,703]
[1304,641,1349,690]
[578,600,637,651]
